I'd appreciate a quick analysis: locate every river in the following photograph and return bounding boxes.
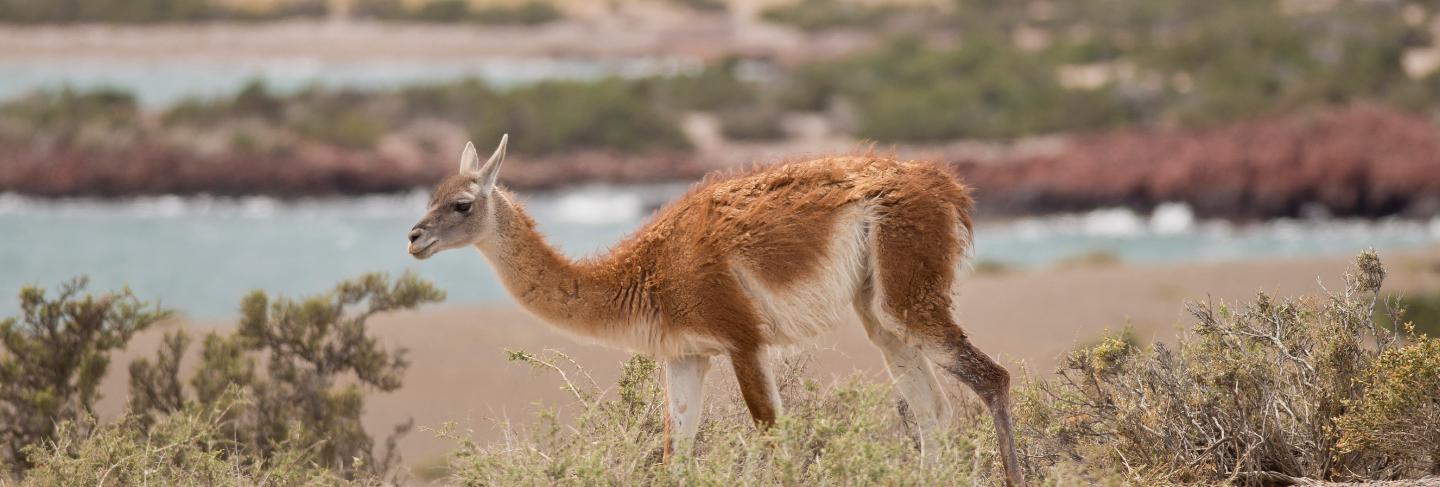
[3,186,1436,320]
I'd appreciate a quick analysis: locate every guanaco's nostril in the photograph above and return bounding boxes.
[408,228,423,243]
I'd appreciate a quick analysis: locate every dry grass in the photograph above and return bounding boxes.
[1015,251,1440,484]
[436,350,1063,486]
[440,251,1440,486]
[11,251,1439,485]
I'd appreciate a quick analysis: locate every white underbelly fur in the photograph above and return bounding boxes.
[600,205,966,359]
[731,208,871,346]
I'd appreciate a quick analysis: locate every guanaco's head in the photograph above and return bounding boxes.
[407,134,508,260]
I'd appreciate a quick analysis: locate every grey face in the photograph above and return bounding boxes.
[407,135,508,260]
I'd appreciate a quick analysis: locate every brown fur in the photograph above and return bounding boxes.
[517,156,971,335]
[410,148,1024,486]
[450,156,975,352]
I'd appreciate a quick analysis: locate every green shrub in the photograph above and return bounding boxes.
[790,36,1131,141]
[717,106,787,141]
[411,78,691,155]
[665,0,726,13]
[163,79,283,127]
[775,0,1431,138]
[19,389,345,486]
[387,0,562,24]
[284,89,393,150]
[760,0,922,32]
[468,0,561,25]
[0,0,209,23]
[0,89,143,146]
[0,278,171,474]
[1129,1,1416,126]
[650,59,759,112]
[407,0,469,22]
[1017,250,1440,483]
[1335,336,1440,475]
[157,74,696,154]
[299,108,389,149]
[165,81,381,152]
[350,0,404,19]
[127,272,445,480]
[10,1,1440,162]
[443,251,1440,485]
[0,0,326,23]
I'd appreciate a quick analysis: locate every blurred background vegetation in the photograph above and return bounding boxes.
[0,0,561,24]
[4,0,1440,151]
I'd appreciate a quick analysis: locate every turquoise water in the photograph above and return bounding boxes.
[2,188,1437,320]
[0,57,696,107]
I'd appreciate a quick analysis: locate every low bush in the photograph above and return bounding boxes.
[404,0,469,22]
[7,0,1439,147]
[19,389,345,486]
[402,78,691,154]
[161,79,284,127]
[0,278,171,473]
[649,59,758,112]
[0,0,326,23]
[159,76,695,153]
[287,91,392,149]
[784,36,1133,141]
[760,0,925,32]
[484,79,691,154]
[665,0,726,13]
[0,273,443,483]
[1019,250,1440,483]
[0,89,144,148]
[774,0,1433,140]
[467,0,561,25]
[445,251,1440,485]
[1335,335,1440,474]
[717,106,787,141]
[127,272,445,480]
[347,0,561,24]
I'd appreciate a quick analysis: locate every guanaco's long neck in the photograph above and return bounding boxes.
[474,192,641,331]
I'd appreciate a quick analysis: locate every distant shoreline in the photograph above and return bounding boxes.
[5,21,1439,219]
[0,18,854,63]
[5,105,1439,219]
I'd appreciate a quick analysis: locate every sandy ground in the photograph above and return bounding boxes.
[96,247,1440,473]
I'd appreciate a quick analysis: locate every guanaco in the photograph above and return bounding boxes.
[407,136,1025,486]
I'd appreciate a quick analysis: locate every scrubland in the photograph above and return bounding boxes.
[2,251,1438,485]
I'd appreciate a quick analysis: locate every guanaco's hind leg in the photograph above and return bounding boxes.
[917,325,1023,487]
[854,297,952,458]
[871,305,1024,486]
[869,200,1027,486]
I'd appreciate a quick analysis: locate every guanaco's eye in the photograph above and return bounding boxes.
[454,201,472,213]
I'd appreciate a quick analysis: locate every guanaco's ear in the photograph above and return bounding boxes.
[458,141,480,175]
[467,134,507,194]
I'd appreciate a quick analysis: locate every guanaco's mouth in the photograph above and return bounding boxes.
[408,240,437,259]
